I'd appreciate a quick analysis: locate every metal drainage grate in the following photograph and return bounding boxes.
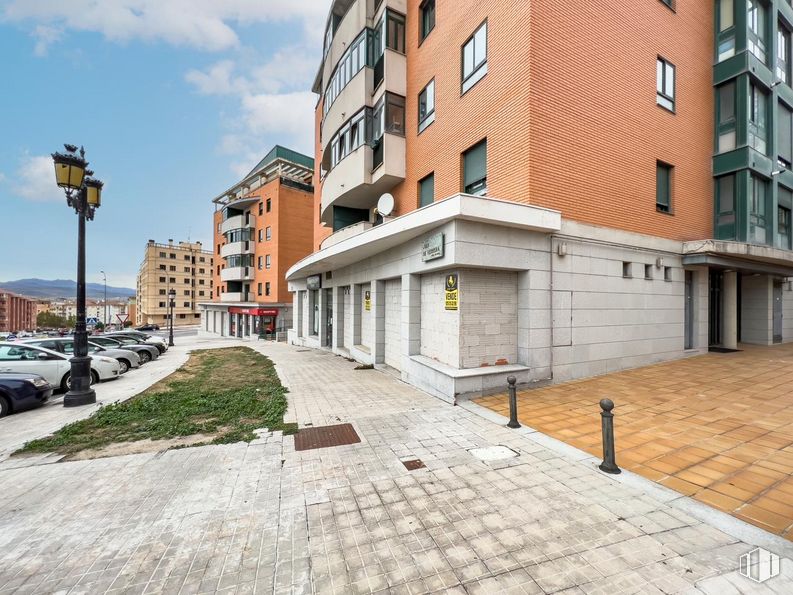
[401,459,426,471]
[294,423,361,451]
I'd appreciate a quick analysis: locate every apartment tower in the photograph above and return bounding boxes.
[0,292,36,333]
[285,0,793,401]
[136,240,213,327]
[199,146,315,338]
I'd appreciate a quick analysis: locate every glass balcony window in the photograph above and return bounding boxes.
[748,0,767,64]
[748,82,768,155]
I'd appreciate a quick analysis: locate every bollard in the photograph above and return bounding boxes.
[598,398,621,474]
[506,376,521,429]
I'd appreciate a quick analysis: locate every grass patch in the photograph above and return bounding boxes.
[19,347,293,456]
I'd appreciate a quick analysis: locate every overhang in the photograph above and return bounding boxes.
[682,240,793,277]
[286,194,562,281]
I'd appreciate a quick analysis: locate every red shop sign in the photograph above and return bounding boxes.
[228,307,279,316]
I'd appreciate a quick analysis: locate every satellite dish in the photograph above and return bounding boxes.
[377,193,395,217]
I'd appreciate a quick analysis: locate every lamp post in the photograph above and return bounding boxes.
[51,144,104,407]
[100,270,107,329]
[168,288,176,347]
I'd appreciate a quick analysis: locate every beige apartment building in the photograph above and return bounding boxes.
[136,240,214,327]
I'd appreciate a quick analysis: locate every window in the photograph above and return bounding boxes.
[265,226,272,240]
[748,0,767,63]
[420,0,435,42]
[159,289,166,295]
[660,0,674,8]
[200,257,205,263]
[159,252,166,258]
[645,264,653,280]
[750,174,768,244]
[266,198,271,212]
[184,255,190,261]
[749,82,768,155]
[184,279,190,284]
[717,175,736,227]
[664,267,672,282]
[463,139,487,195]
[656,57,675,111]
[159,264,166,271]
[169,265,176,271]
[779,205,791,249]
[622,262,632,278]
[184,302,191,308]
[184,267,190,273]
[199,291,205,297]
[258,256,263,270]
[717,81,736,153]
[419,173,435,208]
[462,21,488,93]
[265,254,271,269]
[323,30,369,116]
[258,229,263,242]
[386,11,405,53]
[258,202,263,216]
[170,277,176,283]
[656,162,672,212]
[159,301,166,308]
[717,0,735,62]
[169,253,176,259]
[418,79,435,132]
[159,277,166,282]
[329,109,368,169]
[184,290,190,296]
[779,102,792,169]
[257,283,263,296]
[217,244,221,254]
[265,282,271,296]
[778,22,791,84]
[199,268,205,274]
[199,279,205,285]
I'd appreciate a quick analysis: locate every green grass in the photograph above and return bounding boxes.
[19,347,296,456]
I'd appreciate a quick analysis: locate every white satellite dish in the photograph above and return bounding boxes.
[377,193,395,217]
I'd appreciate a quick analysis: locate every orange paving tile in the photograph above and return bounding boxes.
[474,342,793,539]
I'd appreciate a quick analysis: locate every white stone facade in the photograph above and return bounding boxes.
[286,195,793,401]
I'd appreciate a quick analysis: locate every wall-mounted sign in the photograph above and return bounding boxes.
[444,274,458,311]
[228,307,279,316]
[364,290,371,311]
[422,233,445,262]
[307,275,322,290]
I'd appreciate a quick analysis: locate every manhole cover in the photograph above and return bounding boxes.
[468,445,519,462]
[294,423,361,451]
[402,459,425,471]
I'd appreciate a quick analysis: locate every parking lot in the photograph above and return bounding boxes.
[476,343,793,539]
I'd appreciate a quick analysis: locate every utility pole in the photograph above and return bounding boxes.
[100,270,107,328]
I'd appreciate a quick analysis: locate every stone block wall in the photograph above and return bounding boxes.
[384,278,401,369]
[741,275,772,345]
[360,283,372,349]
[420,271,460,367]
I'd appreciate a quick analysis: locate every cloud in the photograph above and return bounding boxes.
[32,24,62,56]
[11,155,65,203]
[1,0,328,53]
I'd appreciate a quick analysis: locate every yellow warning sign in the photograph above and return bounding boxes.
[444,274,458,311]
[364,290,371,311]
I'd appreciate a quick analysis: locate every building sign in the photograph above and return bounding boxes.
[364,290,371,311]
[444,274,458,311]
[422,233,445,262]
[307,275,322,290]
[228,307,279,316]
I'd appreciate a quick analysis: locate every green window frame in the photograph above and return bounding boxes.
[463,139,487,195]
[749,81,768,155]
[656,161,672,212]
[778,204,791,249]
[420,0,435,42]
[750,174,768,244]
[717,81,736,153]
[462,20,488,94]
[778,102,792,169]
[748,0,767,64]
[418,79,435,132]
[717,175,736,226]
[778,22,791,85]
[419,172,435,207]
[656,57,675,112]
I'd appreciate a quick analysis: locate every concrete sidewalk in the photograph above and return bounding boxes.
[0,341,791,594]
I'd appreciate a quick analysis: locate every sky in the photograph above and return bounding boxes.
[0,0,327,289]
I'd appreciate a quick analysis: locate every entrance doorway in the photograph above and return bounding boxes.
[324,288,333,347]
[708,271,723,346]
[774,281,784,344]
[684,271,694,349]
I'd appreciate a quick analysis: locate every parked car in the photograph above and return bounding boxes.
[107,331,168,354]
[0,373,53,417]
[0,342,121,392]
[23,338,141,374]
[136,324,160,331]
[89,336,159,363]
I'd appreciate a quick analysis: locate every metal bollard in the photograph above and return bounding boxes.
[598,398,621,474]
[506,376,521,429]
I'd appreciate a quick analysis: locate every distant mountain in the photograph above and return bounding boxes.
[0,279,135,300]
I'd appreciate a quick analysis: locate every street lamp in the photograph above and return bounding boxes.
[52,144,104,407]
[168,288,176,347]
[100,270,107,329]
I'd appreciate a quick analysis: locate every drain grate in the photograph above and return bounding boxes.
[294,423,361,451]
[401,459,426,471]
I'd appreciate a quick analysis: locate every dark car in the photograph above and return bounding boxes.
[136,324,160,331]
[0,373,53,417]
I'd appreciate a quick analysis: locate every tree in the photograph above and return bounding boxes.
[123,320,133,328]
[37,311,68,328]
[95,322,105,331]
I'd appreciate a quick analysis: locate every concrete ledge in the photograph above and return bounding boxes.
[404,355,530,404]
[350,344,373,365]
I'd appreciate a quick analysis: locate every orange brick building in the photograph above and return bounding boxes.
[200,147,315,338]
[288,0,793,401]
[0,291,36,333]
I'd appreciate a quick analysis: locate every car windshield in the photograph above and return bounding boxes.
[0,345,50,360]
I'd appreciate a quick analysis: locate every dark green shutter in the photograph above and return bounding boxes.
[464,140,487,188]
[419,174,434,207]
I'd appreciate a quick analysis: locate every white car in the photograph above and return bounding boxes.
[0,342,121,392]
[23,338,141,374]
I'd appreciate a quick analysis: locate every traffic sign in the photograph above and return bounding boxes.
[117,313,129,324]
[86,317,99,325]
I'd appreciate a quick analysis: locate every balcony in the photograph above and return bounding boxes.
[221,214,255,235]
[220,292,252,303]
[221,266,254,282]
[321,0,366,91]
[320,221,373,249]
[320,133,405,225]
[220,241,255,259]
